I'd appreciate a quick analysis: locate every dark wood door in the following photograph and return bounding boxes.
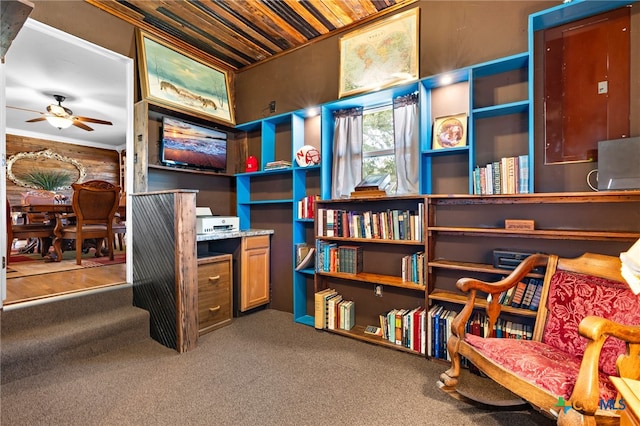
[544,7,630,164]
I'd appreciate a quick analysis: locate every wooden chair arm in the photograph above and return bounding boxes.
[565,316,640,421]
[579,316,640,344]
[451,254,550,338]
[456,253,549,294]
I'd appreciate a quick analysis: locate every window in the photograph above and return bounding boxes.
[362,105,396,191]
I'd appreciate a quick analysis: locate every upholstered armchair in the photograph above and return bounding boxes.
[438,253,640,426]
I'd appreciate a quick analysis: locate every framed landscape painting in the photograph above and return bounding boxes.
[432,113,468,150]
[136,30,235,125]
[339,9,419,98]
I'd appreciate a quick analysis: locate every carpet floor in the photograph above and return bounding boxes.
[0,309,555,426]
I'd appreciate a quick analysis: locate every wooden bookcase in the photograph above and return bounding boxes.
[313,195,427,355]
[425,191,640,351]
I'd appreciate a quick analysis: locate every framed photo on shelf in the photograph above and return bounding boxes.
[136,29,235,125]
[338,9,419,98]
[432,113,468,150]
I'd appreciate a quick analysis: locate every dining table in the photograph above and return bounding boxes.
[14,203,127,262]
[12,203,74,262]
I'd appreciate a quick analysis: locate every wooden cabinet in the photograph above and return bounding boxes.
[197,254,233,334]
[239,235,270,312]
[313,195,427,355]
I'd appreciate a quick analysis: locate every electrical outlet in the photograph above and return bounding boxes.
[374,284,383,297]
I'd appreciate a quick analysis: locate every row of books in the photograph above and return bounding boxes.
[315,241,363,274]
[297,195,318,220]
[317,205,424,241]
[401,252,426,285]
[428,304,534,361]
[378,306,426,354]
[472,155,530,195]
[314,288,355,331]
[264,160,292,170]
[497,277,544,311]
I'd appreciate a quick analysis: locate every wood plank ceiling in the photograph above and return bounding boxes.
[88,0,416,71]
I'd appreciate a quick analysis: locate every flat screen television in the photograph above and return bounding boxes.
[160,116,227,172]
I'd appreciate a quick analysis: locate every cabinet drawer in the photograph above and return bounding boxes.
[244,235,270,250]
[198,255,232,334]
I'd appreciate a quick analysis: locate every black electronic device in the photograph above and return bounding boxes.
[493,249,546,274]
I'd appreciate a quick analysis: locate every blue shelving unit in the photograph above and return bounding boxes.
[233,0,637,328]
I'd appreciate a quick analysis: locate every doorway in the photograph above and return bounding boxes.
[2,19,134,308]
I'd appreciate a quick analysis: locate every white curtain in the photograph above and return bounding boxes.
[393,93,419,194]
[332,107,363,199]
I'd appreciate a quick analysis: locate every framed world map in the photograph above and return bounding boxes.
[339,9,419,98]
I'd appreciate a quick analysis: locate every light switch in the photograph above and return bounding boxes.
[598,81,608,94]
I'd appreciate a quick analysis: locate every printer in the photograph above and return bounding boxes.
[196,207,239,234]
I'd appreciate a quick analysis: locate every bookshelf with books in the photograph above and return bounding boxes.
[235,110,322,326]
[426,191,640,362]
[313,195,428,355]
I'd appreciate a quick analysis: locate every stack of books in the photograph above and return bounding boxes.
[496,277,544,310]
[350,173,391,198]
[314,288,355,331]
[472,155,529,195]
[264,160,292,170]
[378,306,426,354]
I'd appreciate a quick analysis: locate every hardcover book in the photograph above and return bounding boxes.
[354,173,391,191]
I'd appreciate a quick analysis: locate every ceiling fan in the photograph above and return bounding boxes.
[9,94,113,131]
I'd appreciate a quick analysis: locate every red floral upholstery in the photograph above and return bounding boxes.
[465,334,617,400]
[465,270,640,400]
[542,271,640,377]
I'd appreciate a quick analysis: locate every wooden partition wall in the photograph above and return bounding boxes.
[6,134,120,205]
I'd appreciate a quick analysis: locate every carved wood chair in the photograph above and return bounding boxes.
[112,193,126,250]
[56,180,121,265]
[6,200,54,265]
[438,253,640,426]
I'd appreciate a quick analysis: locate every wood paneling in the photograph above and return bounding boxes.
[88,0,415,70]
[6,134,119,206]
[131,190,198,352]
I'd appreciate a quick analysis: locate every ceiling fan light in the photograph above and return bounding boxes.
[46,115,73,129]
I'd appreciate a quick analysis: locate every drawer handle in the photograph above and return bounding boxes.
[209,305,221,312]
[208,275,221,282]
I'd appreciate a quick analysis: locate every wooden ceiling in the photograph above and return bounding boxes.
[88,0,415,71]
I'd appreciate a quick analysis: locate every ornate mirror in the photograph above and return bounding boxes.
[6,149,86,190]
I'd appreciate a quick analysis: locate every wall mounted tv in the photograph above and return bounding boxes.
[160,116,227,172]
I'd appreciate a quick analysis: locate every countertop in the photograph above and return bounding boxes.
[196,228,274,242]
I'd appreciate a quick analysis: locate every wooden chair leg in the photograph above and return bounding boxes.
[76,235,83,265]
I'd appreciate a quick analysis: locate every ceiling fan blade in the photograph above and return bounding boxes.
[8,105,45,114]
[74,116,113,125]
[71,120,94,131]
[25,116,47,123]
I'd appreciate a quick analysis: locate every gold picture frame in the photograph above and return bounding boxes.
[432,113,468,150]
[339,8,419,98]
[136,29,235,125]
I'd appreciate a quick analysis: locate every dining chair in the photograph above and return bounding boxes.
[112,193,126,250]
[59,180,121,265]
[6,200,55,265]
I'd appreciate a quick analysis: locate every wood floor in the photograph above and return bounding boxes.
[5,263,127,306]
